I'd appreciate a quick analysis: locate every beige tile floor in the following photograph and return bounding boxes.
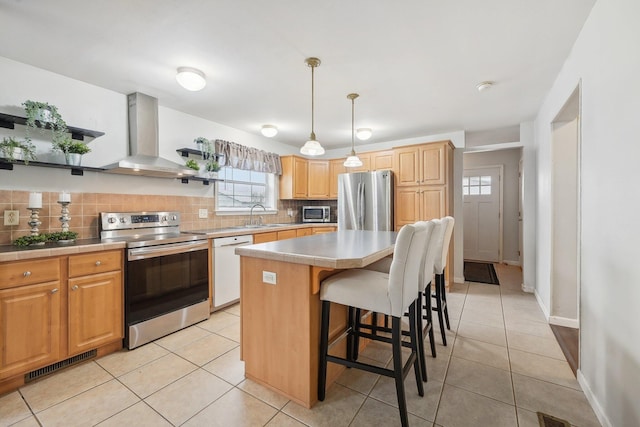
[0,265,602,427]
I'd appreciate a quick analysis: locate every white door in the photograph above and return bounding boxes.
[463,166,502,262]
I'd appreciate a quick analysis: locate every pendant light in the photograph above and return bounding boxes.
[344,93,363,168]
[300,57,325,156]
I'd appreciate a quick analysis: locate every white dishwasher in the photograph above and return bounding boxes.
[213,235,253,310]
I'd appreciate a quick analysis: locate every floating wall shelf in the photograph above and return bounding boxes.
[0,159,105,176]
[0,112,105,141]
[176,148,223,159]
[179,176,222,186]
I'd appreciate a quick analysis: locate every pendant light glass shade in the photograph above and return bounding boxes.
[300,58,324,156]
[344,93,363,168]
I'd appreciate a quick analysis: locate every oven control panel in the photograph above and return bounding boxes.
[100,211,181,231]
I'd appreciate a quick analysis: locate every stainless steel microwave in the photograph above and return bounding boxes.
[302,206,331,223]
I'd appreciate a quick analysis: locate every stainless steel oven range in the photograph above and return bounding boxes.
[100,211,209,349]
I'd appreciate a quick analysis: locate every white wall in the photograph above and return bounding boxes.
[463,148,521,264]
[534,0,640,425]
[0,56,296,196]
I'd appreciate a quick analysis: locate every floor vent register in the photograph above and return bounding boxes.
[25,349,97,383]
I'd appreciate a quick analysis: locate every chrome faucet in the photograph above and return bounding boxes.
[249,203,266,226]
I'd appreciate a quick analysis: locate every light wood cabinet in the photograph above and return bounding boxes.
[254,232,278,243]
[68,262,122,356]
[307,160,329,199]
[394,141,451,187]
[277,229,297,241]
[296,228,313,237]
[312,227,337,234]
[329,159,346,199]
[371,150,394,171]
[0,250,124,393]
[0,280,61,380]
[280,155,308,199]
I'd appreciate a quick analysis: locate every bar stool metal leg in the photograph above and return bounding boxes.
[425,283,437,357]
[318,300,330,401]
[438,274,451,330]
[433,277,447,346]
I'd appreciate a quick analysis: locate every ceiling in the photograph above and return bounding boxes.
[0,0,595,150]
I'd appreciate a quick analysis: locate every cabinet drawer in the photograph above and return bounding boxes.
[1,258,60,289]
[68,250,122,278]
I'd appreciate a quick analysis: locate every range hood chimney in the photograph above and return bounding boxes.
[103,93,197,178]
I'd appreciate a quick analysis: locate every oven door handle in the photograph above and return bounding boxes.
[128,240,209,261]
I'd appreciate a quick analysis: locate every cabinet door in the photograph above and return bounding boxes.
[296,228,313,237]
[346,153,370,173]
[293,157,309,199]
[394,146,420,186]
[0,282,61,379]
[253,232,278,243]
[395,186,421,229]
[420,143,446,185]
[68,271,123,355]
[420,186,446,221]
[312,227,336,234]
[277,229,297,241]
[329,159,346,199]
[371,150,394,171]
[307,160,329,199]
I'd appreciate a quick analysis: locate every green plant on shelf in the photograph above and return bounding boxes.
[52,137,91,154]
[206,159,221,173]
[22,100,68,145]
[46,231,78,242]
[0,136,37,164]
[185,159,200,171]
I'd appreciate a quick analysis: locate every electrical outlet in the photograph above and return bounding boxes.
[4,210,19,226]
[287,208,294,217]
[198,208,208,219]
[262,271,277,285]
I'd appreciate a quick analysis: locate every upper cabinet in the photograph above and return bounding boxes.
[394,141,452,187]
[371,150,394,171]
[329,159,347,199]
[280,155,309,199]
[308,160,329,199]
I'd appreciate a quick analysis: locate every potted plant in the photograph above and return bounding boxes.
[0,137,37,164]
[52,136,91,166]
[46,231,78,244]
[22,100,68,144]
[185,159,200,171]
[205,159,221,178]
[194,137,209,156]
[12,234,48,247]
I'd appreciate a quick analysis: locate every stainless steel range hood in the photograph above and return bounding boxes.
[103,93,197,178]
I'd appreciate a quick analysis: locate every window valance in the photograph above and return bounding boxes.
[214,139,282,175]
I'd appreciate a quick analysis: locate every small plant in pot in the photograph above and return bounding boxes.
[47,231,78,244]
[194,137,209,156]
[185,159,200,171]
[205,159,221,177]
[0,137,37,164]
[22,100,68,143]
[52,137,91,166]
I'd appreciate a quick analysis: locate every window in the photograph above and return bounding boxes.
[216,166,277,212]
[463,175,491,196]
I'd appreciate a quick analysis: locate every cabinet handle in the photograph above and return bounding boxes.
[51,288,58,294]
[95,261,102,266]
[23,271,32,277]
[72,285,79,291]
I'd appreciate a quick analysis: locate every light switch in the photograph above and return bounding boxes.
[262,271,277,285]
[4,210,19,226]
[198,208,208,219]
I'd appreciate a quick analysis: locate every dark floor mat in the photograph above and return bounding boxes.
[463,261,500,285]
[537,412,571,427]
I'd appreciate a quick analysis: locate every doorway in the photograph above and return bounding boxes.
[550,85,581,330]
[463,165,503,262]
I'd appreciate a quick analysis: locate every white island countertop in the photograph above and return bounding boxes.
[235,229,397,269]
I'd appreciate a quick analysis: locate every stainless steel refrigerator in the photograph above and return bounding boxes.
[337,170,394,231]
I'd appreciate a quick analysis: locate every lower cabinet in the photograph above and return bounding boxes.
[0,250,123,392]
[395,186,447,228]
[312,227,337,234]
[0,281,61,380]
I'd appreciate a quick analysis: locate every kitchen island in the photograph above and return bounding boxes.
[236,230,397,408]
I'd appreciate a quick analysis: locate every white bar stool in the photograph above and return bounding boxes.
[318,223,433,427]
[432,216,455,345]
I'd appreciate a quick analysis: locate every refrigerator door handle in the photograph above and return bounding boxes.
[358,182,365,229]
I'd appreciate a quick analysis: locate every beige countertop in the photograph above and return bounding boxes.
[235,229,397,268]
[0,223,338,262]
[0,239,127,262]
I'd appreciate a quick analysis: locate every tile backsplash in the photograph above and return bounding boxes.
[0,190,336,246]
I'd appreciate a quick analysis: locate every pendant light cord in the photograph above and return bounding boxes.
[311,64,315,139]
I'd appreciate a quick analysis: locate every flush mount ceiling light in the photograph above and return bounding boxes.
[261,125,278,138]
[176,67,206,91]
[300,57,325,156]
[356,128,372,141]
[476,81,493,92]
[344,93,363,168]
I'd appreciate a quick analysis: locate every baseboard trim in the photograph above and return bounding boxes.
[503,259,521,266]
[549,316,579,328]
[534,290,550,320]
[454,275,465,284]
[521,283,535,293]
[577,369,612,427]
